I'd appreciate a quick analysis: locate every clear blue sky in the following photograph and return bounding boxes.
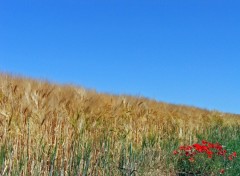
[1,0,240,114]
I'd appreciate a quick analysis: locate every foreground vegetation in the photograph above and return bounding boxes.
[0,74,240,175]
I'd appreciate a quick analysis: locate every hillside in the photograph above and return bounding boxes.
[0,73,240,175]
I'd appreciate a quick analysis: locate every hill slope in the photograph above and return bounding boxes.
[0,73,239,175]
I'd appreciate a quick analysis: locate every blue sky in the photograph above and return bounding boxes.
[1,0,240,114]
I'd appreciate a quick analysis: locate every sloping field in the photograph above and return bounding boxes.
[0,73,240,175]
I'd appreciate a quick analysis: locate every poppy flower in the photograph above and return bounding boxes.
[220,169,224,174]
[188,157,194,163]
[173,150,178,155]
[232,152,237,157]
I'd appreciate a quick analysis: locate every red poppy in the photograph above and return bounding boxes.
[173,150,178,155]
[220,169,224,174]
[188,157,194,163]
[179,146,186,150]
[214,143,223,150]
[232,152,237,157]
[218,150,226,156]
[207,143,214,148]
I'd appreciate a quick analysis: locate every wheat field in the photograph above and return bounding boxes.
[0,73,239,175]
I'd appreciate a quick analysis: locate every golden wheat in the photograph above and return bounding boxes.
[0,73,239,175]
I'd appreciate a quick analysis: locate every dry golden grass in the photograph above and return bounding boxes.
[0,73,239,175]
